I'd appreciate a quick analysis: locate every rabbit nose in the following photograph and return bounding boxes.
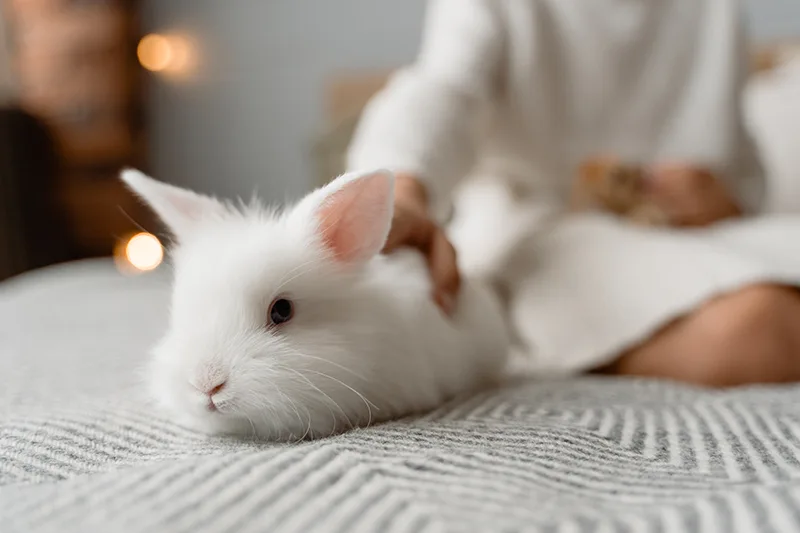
[206,381,226,397]
[197,380,227,413]
[192,379,227,397]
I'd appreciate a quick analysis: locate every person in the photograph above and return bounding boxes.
[347,0,800,387]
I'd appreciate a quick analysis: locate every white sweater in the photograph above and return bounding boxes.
[347,0,765,216]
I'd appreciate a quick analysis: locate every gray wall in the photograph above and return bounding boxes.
[745,0,800,41]
[143,0,799,201]
[143,0,425,202]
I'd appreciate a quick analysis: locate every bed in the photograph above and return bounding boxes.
[3,259,800,533]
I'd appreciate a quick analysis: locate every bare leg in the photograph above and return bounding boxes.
[598,284,800,387]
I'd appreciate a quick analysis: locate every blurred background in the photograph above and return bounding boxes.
[0,0,798,282]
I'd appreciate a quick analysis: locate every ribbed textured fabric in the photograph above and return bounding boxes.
[4,261,800,532]
[6,380,800,532]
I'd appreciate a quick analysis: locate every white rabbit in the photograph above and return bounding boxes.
[121,168,509,441]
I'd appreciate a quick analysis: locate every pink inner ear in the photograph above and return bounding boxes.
[173,191,226,223]
[316,172,393,266]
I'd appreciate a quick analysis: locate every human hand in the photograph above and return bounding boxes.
[384,174,461,315]
[647,164,742,227]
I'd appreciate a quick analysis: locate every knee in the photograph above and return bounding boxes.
[701,285,785,343]
[611,284,800,387]
[687,285,798,386]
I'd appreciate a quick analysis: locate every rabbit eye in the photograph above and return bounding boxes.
[268,298,294,326]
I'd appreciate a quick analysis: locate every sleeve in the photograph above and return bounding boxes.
[346,0,505,218]
[726,10,766,214]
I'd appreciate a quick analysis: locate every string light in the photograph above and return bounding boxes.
[137,34,172,72]
[137,33,194,76]
[117,232,164,273]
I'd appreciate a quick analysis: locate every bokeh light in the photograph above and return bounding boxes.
[137,34,172,72]
[137,33,194,75]
[124,232,163,271]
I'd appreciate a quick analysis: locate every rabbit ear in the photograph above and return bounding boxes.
[121,169,228,239]
[304,169,395,267]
